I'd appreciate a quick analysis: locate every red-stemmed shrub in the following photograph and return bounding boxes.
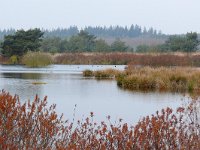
[0,91,199,149]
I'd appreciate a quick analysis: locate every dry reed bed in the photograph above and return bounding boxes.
[0,55,9,64]
[54,53,200,66]
[2,52,200,66]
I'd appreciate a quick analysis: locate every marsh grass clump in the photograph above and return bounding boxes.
[118,67,200,92]
[83,69,121,79]
[94,69,120,79]
[22,52,53,67]
[83,70,94,77]
[83,66,200,92]
[32,81,47,85]
[116,73,126,86]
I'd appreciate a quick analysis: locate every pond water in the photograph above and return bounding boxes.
[0,65,190,124]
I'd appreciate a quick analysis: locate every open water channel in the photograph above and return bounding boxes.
[0,65,189,124]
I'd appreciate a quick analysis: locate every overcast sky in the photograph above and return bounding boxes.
[0,0,199,34]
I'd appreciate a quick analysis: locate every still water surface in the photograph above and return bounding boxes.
[0,65,189,124]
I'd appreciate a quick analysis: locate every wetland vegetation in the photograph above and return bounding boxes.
[83,66,200,93]
[0,26,200,149]
[0,91,199,149]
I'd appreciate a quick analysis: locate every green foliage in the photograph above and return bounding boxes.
[136,45,150,53]
[1,28,44,57]
[110,39,129,52]
[22,52,52,67]
[40,31,132,53]
[40,37,63,53]
[68,30,96,52]
[94,39,110,52]
[166,32,199,52]
[136,32,199,53]
[0,40,3,53]
[0,25,164,40]
[9,55,19,64]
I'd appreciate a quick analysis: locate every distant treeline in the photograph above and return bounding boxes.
[0,29,133,56]
[0,29,15,40]
[1,28,199,58]
[0,25,164,40]
[136,32,200,53]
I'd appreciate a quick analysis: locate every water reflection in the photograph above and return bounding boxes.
[0,72,44,101]
[2,73,42,79]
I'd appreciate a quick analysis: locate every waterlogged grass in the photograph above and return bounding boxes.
[83,69,121,79]
[22,52,53,67]
[32,81,47,85]
[84,67,200,93]
[83,70,94,77]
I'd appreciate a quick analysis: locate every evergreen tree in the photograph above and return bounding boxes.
[1,28,44,56]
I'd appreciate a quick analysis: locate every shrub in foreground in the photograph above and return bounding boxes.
[0,91,66,149]
[0,91,199,149]
[22,52,53,67]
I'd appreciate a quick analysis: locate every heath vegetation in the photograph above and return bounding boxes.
[0,91,199,149]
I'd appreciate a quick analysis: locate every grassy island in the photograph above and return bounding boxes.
[84,67,200,93]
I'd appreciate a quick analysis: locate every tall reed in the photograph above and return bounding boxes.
[54,52,200,66]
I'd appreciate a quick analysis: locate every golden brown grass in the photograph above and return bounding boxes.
[32,81,47,85]
[118,67,200,92]
[83,69,121,79]
[84,66,200,93]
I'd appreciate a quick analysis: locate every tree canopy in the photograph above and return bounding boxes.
[110,38,129,52]
[68,30,96,52]
[166,32,199,52]
[1,28,44,56]
[39,32,132,53]
[136,32,200,53]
